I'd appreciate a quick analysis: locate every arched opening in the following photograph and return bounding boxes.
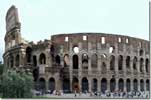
[81,77,89,93]
[33,55,37,67]
[126,79,131,92]
[133,57,137,70]
[10,56,14,68]
[55,55,61,65]
[101,78,107,93]
[140,58,144,72]
[15,55,20,67]
[39,78,46,92]
[63,78,70,93]
[110,55,115,70]
[72,77,79,92]
[82,53,88,69]
[145,59,149,73]
[50,45,55,61]
[73,46,79,54]
[146,79,150,91]
[39,53,46,64]
[109,46,115,53]
[140,79,144,91]
[110,78,116,92]
[33,68,39,82]
[26,47,32,63]
[118,78,124,91]
[139,49,143,56]
[92,78,97,92]
[126,56,130,69]
[64,54,69,67]
[48,78,55,92]
[91,54,97,69]
[118,55,123,70]
[133,79,138,91]
[73,55,78,69]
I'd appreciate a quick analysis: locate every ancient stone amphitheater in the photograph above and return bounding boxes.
[3,5,150,93]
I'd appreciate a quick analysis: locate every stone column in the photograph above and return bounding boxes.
[115,78,118,91]
[79,78,82,92]
[123,56,126,76]
[130,57,133,75]
[115,55,118,75]
[88,54,92,75]
[130,79,133,91]
[97,78,100,92]
[88,42,92,75]
[107,79,110,91]
[144,79,146,91]
[78,53,82,77]
[138,79,140,91]
[124,79,126,91]
[88,78,92,92]
[56,78,62,91]
[70,77,73,92]
[45,79,49,91]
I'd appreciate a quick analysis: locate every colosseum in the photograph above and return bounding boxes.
[3,5,150,94]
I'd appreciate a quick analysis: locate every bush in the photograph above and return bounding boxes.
[0,70,34,98]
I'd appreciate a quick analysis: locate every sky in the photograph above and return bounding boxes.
[0,0,149,62]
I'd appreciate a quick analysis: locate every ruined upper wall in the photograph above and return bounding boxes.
[5,5,20,33]
[51,33,149,54]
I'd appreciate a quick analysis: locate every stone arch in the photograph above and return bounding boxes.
[140,58,144,72]
[146,79,150,91]
[33,55,37,67]
[10,55,14,68]
[33,68,39,82]
[64,54,69,67]
[145,58,149,73]
[82,53,88,69]
[110,78,116,92]
[92,78,97,92]
[39,78,46,91]
[118,78,124,91]
[139,49,143,56]
[62,78,70,93]
[140,79,144,91]
[118,55,123,70]
[133,57,137,70]
[101,78,107,93]
[39,53,46,64]
[110,55,115,70]
[26,47,32,63]
[73,55,78,69]
[91,53,97,69]
[81,77,89,93]
[48,77,55,92]
[126,56,130,69]
[15,54,20,67]
[133,79,138,91]
[72,77,79,92]
[55,55,61,65]
[126,79,131,92]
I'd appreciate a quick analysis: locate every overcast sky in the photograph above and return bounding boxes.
[0,0,149,62]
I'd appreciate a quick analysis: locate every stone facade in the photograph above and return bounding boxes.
[3,5,150,93]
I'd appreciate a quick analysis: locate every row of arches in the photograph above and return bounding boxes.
[72,54,149,73]
[8,54,20,68]
[38,77,150,93]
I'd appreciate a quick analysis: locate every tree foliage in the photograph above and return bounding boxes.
[0,70,34,98]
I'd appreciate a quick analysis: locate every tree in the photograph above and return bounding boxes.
[0,70,34,98]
